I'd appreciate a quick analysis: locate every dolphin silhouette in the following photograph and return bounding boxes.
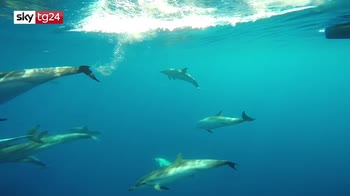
[0,126,99,167]
[160,68,199,88]
[0,65,99,105]
[129,153,237,191]
[196,111,255,133]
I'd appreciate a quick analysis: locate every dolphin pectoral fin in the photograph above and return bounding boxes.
[242,111,255,121]
[0,118,7,121]
[20,156,47,168]
[78,65,100,82]
[206,129,213,133]
[154,184,170,191]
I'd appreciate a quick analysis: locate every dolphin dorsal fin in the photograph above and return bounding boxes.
[174,153,183,165]
[27,125,40,136]
[181,68,188,73]
[216,111,223,116]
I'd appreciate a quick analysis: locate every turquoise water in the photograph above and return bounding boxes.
[1,0,350,195]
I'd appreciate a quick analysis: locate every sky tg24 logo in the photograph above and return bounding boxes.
[14,11,63,24]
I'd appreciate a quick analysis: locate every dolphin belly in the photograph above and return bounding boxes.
[0,81,38,104]
[149,167,197,186]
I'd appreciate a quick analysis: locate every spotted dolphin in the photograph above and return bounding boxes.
[0,126,99,167]
[160,68,199,88]
[0,65,99,105]
[129,153,237,191]
[196,111,255,133]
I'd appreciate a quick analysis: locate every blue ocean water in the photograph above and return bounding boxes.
[0,0,350,196]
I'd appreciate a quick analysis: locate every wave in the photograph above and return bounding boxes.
[73,0,324,38]
[70,0,326,75]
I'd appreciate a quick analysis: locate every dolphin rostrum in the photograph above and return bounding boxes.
[160,68,199,88]
[0,126,99,167]
[196,111,255,133]
[0,65,100,105]
[129,153,237,191]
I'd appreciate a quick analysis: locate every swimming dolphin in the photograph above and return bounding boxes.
[0,65,100,105]
[0,118,7,122]
[129,153,237,191]
[196,111,255,133]
[0,126,99,167]
[160,68,199,88]
[154,157,172,167]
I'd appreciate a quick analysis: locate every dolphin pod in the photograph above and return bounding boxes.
[0,125,99,167]
[0,64,255,192]
[129,153,237,191]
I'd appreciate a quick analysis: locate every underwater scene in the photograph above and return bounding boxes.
[0,0,350,195]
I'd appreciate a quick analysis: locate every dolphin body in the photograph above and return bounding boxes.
[160,68,199,88]
[0,126,99,167]
[129,153,237,192]
[196,111,255,133]
[0,65,100,105]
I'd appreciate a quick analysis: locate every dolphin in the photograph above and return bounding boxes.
[0,126,99,167]
[196,111,255,133]
[0,65,100,105]
[160,68,199,88]
[0,118,7,122]
[154,157,172,167]
[129,153,237,191]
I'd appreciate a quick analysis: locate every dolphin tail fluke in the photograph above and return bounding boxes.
[226,161,237,170]
[78,65,100,82]
[242,111,255,121]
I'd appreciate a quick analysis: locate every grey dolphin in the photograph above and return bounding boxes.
[129,153,237,191]
[196,111,255,133]
[160,68,199,88]
[0,65,99,105]
[0,126,99,167]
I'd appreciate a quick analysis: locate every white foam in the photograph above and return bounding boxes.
[71,0,325,75]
